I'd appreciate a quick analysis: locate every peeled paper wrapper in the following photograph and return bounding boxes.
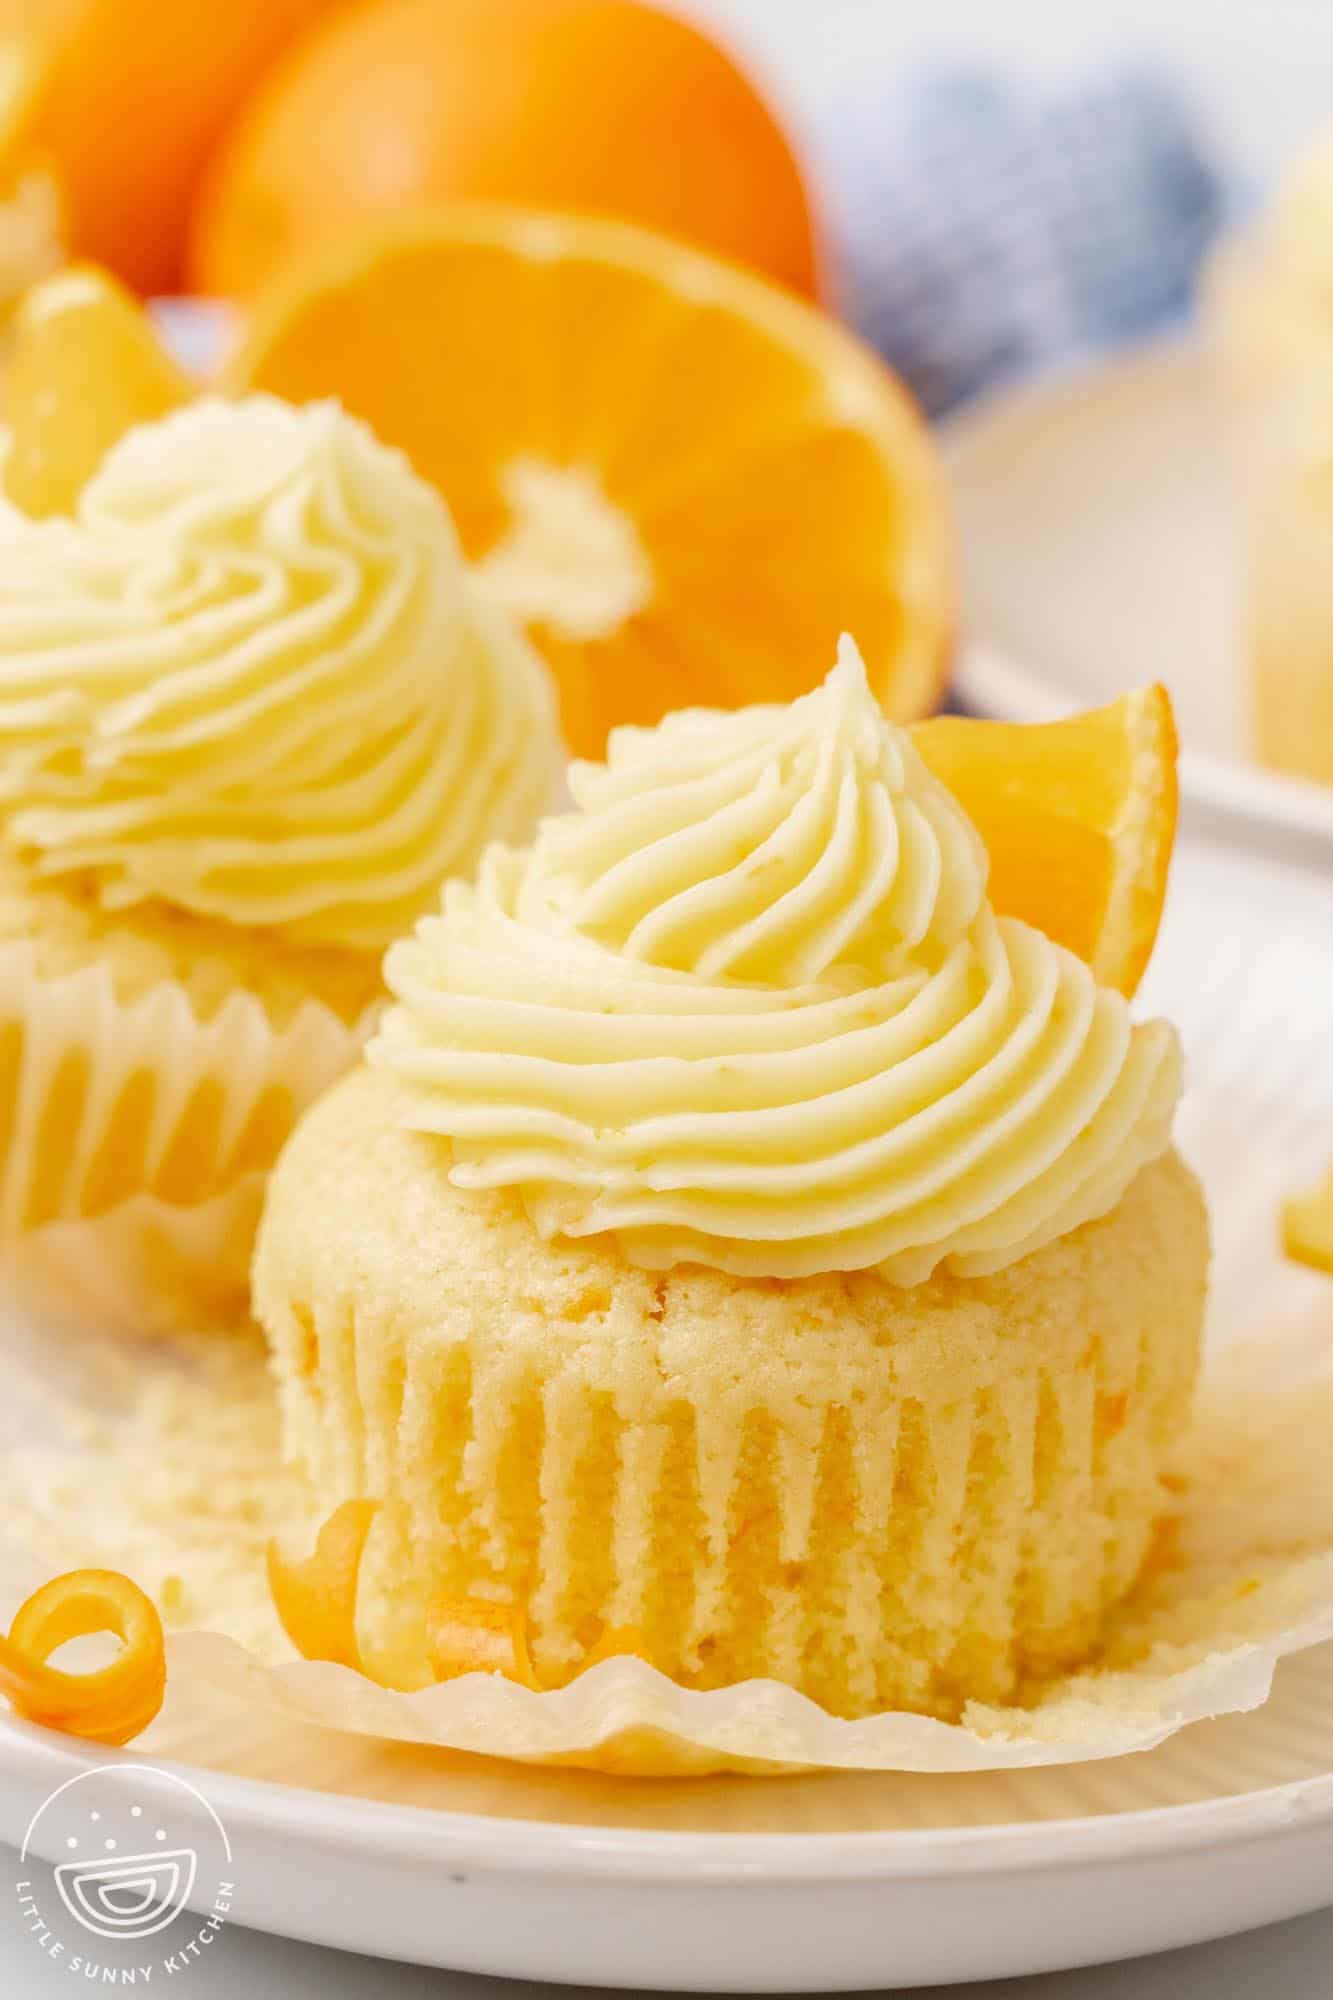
[0,938,370,1335]
[2,1290,1332,1779]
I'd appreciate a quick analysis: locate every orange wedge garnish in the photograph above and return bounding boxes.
[1283,1168,1333,1274]
[912,685,1178,998]
[227,206,951,759]
[267,1499,378,1673]
[0,1568,165,1746]
[3,262,189,515]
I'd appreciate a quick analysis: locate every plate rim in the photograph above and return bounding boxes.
[4,1712,1333,1884]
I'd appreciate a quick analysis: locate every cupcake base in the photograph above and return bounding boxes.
[0,863,379,1332]
[255,1066,1209,1721]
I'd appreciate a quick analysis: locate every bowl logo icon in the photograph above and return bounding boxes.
[54,1845,198,1941]
[16,1763,233,1970]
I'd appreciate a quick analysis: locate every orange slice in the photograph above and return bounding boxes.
[0,1568,166,1745]
[227,206,951,759]
[912,684,1178,998]
[3,261,190,515]
[1283,1167,1333,1274]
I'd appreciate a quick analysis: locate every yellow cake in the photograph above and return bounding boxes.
[0,392,557,1326]
[254,647,1208,1718]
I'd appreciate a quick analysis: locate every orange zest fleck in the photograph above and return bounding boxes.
[0,1569,165,1746]
[575,1626,651,1673]
[267,1499,378,1672]
[426,1596,540,1691]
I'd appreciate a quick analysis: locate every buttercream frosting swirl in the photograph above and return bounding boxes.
[0,395,557,949]
[372,641,1182,1282]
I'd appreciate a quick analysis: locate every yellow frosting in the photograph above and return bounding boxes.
[0,395,557,950]
[371,642,1183,1282]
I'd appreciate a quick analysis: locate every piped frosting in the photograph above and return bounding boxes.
[371,640,1182,1282]
[0,395,557,949]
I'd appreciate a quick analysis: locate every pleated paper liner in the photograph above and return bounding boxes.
[121,1632,1333,1833]
[2,839,1331,1776]
[2,1306,1331,1777]
[0,938,371,1334]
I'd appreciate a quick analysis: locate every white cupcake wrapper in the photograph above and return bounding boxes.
[0,938,370,1333]
[3,1309,1332,1777]
[166,1578,1333,1776]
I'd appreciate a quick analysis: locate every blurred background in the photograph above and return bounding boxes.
[709,0,1333,191]
[4,0,1333,820]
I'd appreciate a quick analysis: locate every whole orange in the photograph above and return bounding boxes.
[0,0,338,295]
[188,0,823,301]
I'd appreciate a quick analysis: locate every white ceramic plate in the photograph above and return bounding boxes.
[944,341,1333,863]
[3,1674,1333,1994]
[1,848,1331,1991]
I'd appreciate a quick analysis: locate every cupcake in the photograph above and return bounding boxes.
[254,646,1207,1720]
[1206,134,1333,787]
[1208,131,1333,413]
[0,392,556,1329]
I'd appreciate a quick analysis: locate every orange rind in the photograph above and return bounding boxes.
[271,1503,658,1693]
[267,1499,378,1673]
[0,1568,165,1745]
[426,1597,540,1690]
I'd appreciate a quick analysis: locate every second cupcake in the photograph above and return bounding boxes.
[0,393,557,1330]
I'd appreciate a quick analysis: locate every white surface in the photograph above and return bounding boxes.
[696,0,1333,191]
[943,341,1333,860]
[1,836,1331,1991]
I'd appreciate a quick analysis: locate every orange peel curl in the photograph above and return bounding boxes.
[0,1568,165,1746]
[267,1499,378,1672]
[271,1503,656,1694]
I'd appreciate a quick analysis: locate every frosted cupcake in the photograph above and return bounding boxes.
[1206,133,1333,786]
[0,393,556,1329]
[255,647,1207,1720]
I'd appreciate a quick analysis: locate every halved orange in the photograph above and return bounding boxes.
[1283,1168,1333,1274]
[3,262,189,514]
[912,684,1179,998]
[227,206,951,758]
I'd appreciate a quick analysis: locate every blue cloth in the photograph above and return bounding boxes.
[824,65,1228,417]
